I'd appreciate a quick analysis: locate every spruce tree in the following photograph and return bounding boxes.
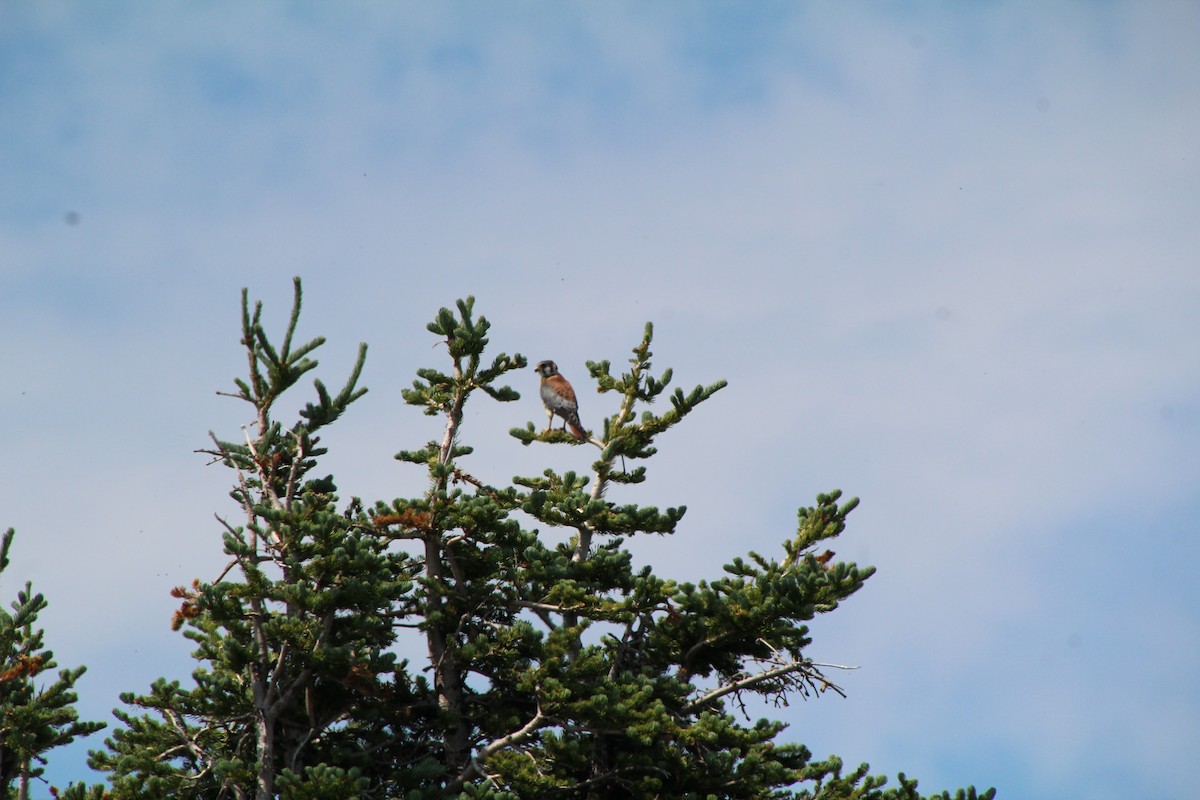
[0,529,105,800]
[90,279,411,800]
[90,280,994,800]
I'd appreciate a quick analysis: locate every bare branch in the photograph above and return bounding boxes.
[447,705,547,792]
[684,659,858,714]
[211,556,239,585]
[514,599,582,615]
[160,708,209,769]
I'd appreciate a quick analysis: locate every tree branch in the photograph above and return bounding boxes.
[447,705,546,792]
[684,659,856,714]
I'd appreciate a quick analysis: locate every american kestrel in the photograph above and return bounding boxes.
[535,360,587,441]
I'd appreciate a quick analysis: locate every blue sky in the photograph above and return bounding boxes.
[2,3,1198,797]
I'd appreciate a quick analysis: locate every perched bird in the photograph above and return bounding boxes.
[535,360,587,441]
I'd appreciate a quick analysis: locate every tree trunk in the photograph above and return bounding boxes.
[250,602,276,800]
[255,706,275,800]
[424,537,470,771]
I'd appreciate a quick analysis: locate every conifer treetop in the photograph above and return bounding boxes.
[0,529,105,800]
[80,281,995,800]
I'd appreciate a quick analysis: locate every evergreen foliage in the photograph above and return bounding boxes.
[86,280,994,800]
[0,530,105,800]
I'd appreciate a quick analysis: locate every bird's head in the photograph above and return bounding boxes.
[534,360,559,377]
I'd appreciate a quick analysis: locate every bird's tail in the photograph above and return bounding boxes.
[566,414,587,442]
